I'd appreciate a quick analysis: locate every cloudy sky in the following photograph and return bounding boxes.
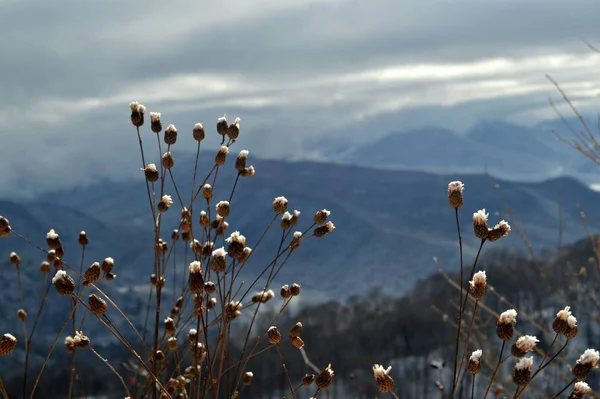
[1,0,600,195]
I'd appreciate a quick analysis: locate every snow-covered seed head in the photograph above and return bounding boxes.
[573,349,600,381]
[162,151,175,169]
[447,181,465,208]
[101,257,115,274]
[215,145,229,165]
[52,270,75,296]
[200,185,213,202]
[193,122,205,141]
[273,196,288,215]
[513,357,533,386]
[0,333,17,356]
[267,326,281,344]
[497,309,517,340]
[315,364,335,390]
[130,101,146,127]
[290,283,301,296]
[289,322,303,338]
[571,381,591,398]
[473,209,489,239]
[238,246,252,263]
[217,115,228,136]
[78,231,89,246]
[199,210,209,228]
[188,261,204,293]
[9,252,20,266]
[164,124,178,145]
[281,212,293,230]
[252,289,275,303]
[469,270,487,300]
[280,284,292,299]
[224,301,242,322]
[512,335,539,358]
[468,349,482,374]
[226,231,246,260]
[314,221,335,237]
[373,364,394,392]
[290,231,302,250]
[143,163,159,182]
[314,209,331,225]
[216,201,230,218]
[488,220,511,242]
[227,117,240,140]
[236,150,249,171]
[242,371,253,386]
[240,165,255,177]
[46,228,61,249]
[553,306,572,335]
[150,111,162,133]
[88,294,108,315]
[566,315,579,339]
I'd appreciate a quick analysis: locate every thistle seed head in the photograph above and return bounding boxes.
[512,335,539,358]
[447,181,465,208]
[488,220,511,242]
[235,150,249,171]
[468,350,482,374]
[162,151,175,169]
[313,209,331,225]
[315,364,334,390]
[273,196,288,215]
[570,382,591,398]
[281,212,292,230]
[553,306,572,335]
[210,247,227,273]
[78,231,89,246]
[314,221,335,237]
[373,364,394,392]
[267,326,282,344]
[473,209,489,240]
[216,201,230,218]
[240,165,255,177]
[143,163,159,182]
[469,270,487,300]
[193,123,205,141]
[158,195,174,213]
[513,357,533,386]
[150,112,162,133]
[226,231,246,259]
[89,294,108,315]
[129,101,146,127]
[164,124,178,145]
[497,309,517,340]
[215,146,229,166]
[0,333,17,356]
[52,270,75,296]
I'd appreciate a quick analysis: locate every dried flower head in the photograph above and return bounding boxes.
[227,117,240,140]
[204,281,216,294]
[193,122,205,141]
[242,371,253,386]
[566,315,579,339]
[216,201,230,218]
[164,124,178,145]
[291,336,305,349]
[314,221,335,237]
[488,220,511,242]
[373,364,394,392]
[167,336,178,350]
[447,181,465,208]
[573,349,600,381]
[73,331,90,349]
[165,317,176,336]
[468,349,482,374]
[143,163,159,182]
[89,294,108,315]
[239,246,252,263]
[497,309,517,340]
[240,165,255,177]
[302,373,315,386]
[273,196,288,215]
[554,306,573,335]
[202,184,213,201]
[281,212,292,230]
[162,151,175,169]
[236,150,249,171]
[215,146,229,165]
[101,257,115,274]
[252,289,275,303]
[40,261,51,274]
[570,381,591,398]
[217,115,228,136]
[512,335,539,358]
[207,248,226,273]
[52,270,75,296]
[17,309,27,322]
[199,210,209,227]
[0,333,17,356]
[267,326,282,344]
[473,209,489,239]
[281,284,292,299]
[513,357,533,386]
[46,228,61,249]
[78,231,89,246]
[289,322,303,338]
[225,301,242,322]
[226,231,246,259]
[130,101,146,127]
[290,283,301,296]
[150,112,162,133]
[158,195,174,213]
[9,252,20,266]
[315,364,335,390]
[469,270,487,300]
[290,231,302,250]
[314,209,331,225]
[0,216,10,237]
[188,261,204,293]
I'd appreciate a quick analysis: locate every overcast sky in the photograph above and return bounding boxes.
[1,0,600,195]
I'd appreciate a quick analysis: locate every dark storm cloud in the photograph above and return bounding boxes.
[0,0,599,194]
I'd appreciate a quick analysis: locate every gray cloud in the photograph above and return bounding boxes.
[1,0,599,195]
